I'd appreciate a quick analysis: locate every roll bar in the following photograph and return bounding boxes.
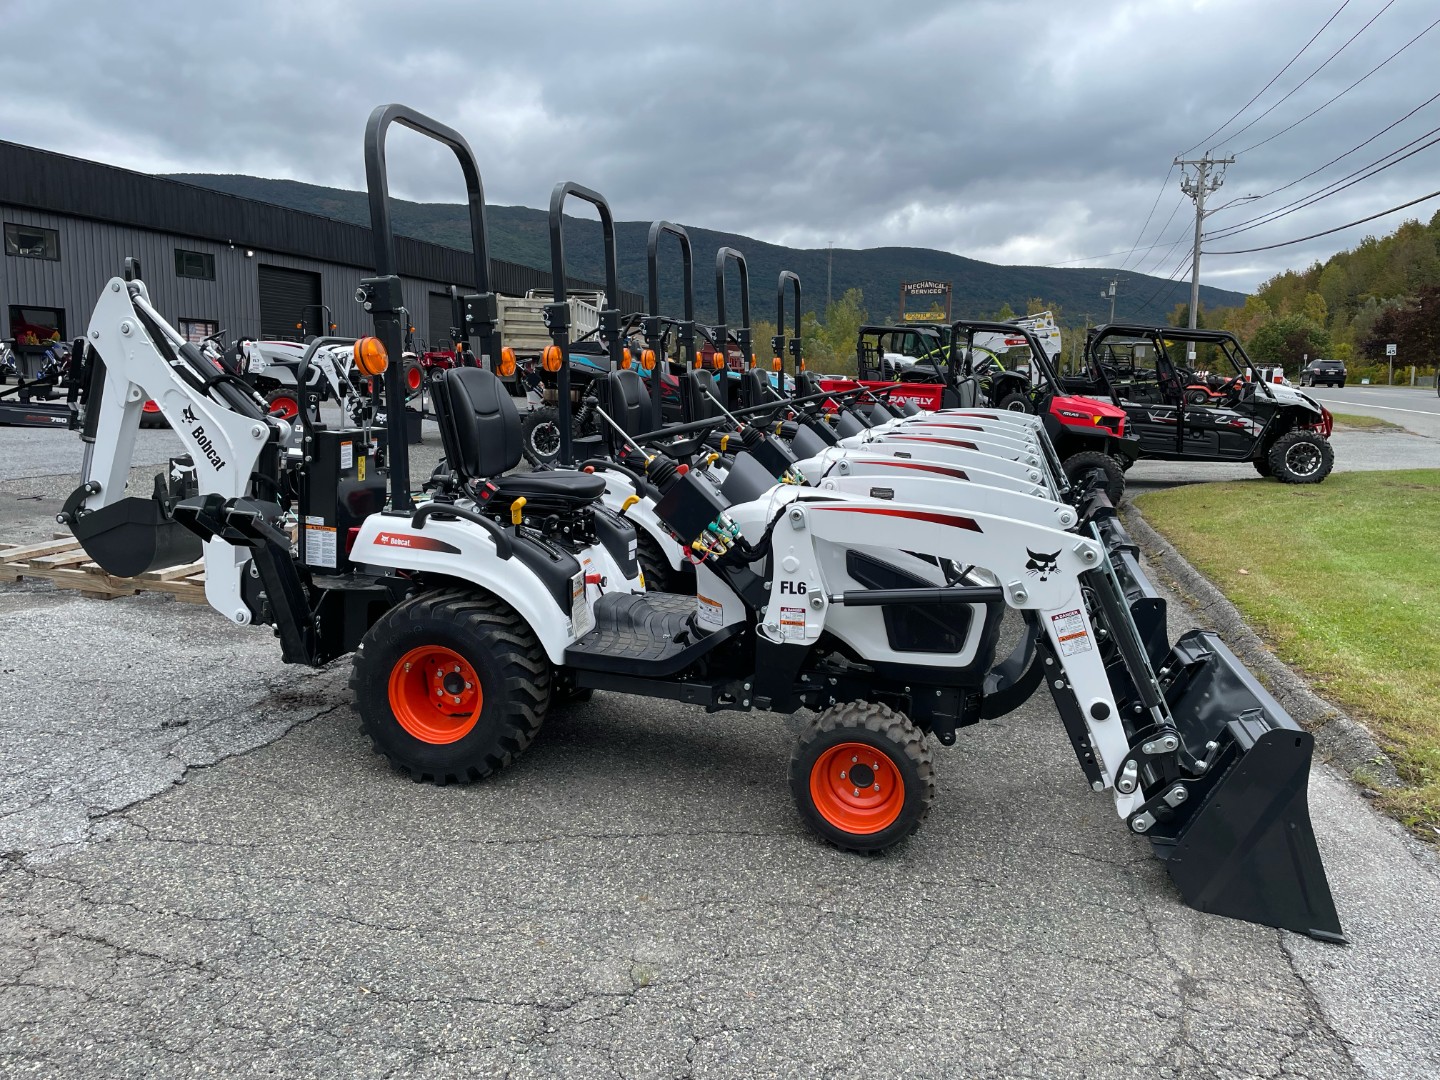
[645,221,694,428]
[362,104,493,512]
[548,182,622,467]
[775,271,802,397]
[714,247,750,407]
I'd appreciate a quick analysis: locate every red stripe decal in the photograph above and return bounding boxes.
[815,506,983,532]
[374,532,462,554]
[889,435,979,450]
[869,460,970,480]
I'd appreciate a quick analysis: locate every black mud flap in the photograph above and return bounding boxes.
[69,493,202,578]
[1149,630,1344,942]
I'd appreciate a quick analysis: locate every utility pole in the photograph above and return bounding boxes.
[826,241,834,313]
[1175,153,1234,352]
[1100,279,1118,323]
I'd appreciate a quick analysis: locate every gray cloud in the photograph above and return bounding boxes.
[3,0,1436,293]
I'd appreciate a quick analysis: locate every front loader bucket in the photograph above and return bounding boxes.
[1148,630,1344,942]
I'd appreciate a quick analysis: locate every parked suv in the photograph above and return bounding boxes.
[1301,358,1346,387]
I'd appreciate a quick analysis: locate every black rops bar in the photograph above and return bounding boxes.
[646,221,695,429]
[775,271,802,397]
[548,182,623,468]
[714,247,750,409]
[362,104,493,512]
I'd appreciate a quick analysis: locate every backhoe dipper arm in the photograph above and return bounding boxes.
[74,276,276,622]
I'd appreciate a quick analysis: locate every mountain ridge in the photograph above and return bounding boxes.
[167,172,1246,325]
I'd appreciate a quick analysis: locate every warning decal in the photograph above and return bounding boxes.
[1049,608,1093,656]
[697,594,724,629]
[780,606,807,641]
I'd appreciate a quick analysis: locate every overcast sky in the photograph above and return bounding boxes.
[3,0,1436,295]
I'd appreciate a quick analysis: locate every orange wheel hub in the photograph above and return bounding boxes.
[406,366,423,391]
[387,645,483,744]
[268,395,299,420]
[809,742,904,834]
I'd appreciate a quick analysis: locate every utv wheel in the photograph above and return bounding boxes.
[139,400,169,428]
[790,701,933,853]
[1062,450,1125,503]
[521,405,563,466]
[1253,453,1273,477]
[351,587,552,784]
[1268,429,1333,485]
[998,391,1034,413]
[636,532,694,595]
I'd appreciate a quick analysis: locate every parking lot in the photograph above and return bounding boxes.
[0,417,1438,1078]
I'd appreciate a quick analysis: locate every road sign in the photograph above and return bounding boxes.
[1386,343,1397,356]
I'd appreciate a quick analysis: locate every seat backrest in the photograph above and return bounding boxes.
[601,368,650,456]
[682,369,721,423]
[435,366,522,479]
[953,377,979,409]
[795,369,824,399]
[790,422,829,458]
[742,367,776,407]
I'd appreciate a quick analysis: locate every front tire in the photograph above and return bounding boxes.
[790,701,933,853]
[139,401,169,428]
[1268,429,1333,484]
[997,391,1034,413]
[521,405,563,466]
[1062,449,1125,503]
[351,587,551,784]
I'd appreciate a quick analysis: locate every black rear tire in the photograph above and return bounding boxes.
[521,405,562,466]
[139,404,169,429]
[997,391,1034,413]
[1268,429,1333,484]
[351,587,551,784]
[790,701,933,854]
[636,531,693,595]
[1062,450,1125,503]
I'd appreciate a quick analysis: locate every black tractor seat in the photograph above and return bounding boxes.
[433,366,606,511]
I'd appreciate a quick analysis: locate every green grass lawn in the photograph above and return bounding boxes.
[1330,411,1404,432]
[1136,470,1440,835]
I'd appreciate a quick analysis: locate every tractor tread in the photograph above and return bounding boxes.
[350,586,551,785]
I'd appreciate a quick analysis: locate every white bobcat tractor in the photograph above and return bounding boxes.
[58,104,1343,941]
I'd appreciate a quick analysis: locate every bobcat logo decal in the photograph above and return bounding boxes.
[181,405,196,425]
[1025,549,1060,581]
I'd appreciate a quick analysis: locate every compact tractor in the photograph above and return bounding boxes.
[57,104,1343,941]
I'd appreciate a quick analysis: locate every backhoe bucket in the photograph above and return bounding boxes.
[1147,630,1344,942]
[68,466,202,578]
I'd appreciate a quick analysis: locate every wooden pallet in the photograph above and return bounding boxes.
[0,536,206,602]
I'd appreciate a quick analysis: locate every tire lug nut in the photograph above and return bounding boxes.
[873,783,880,792]
[853,788,860,797]
[840,771,847,780]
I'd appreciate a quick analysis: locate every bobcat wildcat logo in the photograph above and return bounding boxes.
[1025,549,1060,581]
[181,405,196,424]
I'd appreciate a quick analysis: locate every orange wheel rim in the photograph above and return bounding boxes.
[143,400,161,413]
[269,395,299,419]
[387,645,483,744]
[809,741,904,834]
[407,367,423,390]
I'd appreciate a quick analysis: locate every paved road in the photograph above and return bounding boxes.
[1,467,1439,1076]
[1300,383,1440,440]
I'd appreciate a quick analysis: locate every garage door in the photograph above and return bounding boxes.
[258,265,322,340]
[428,291,456,350]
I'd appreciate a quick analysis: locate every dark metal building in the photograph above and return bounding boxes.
[0,140,640,350]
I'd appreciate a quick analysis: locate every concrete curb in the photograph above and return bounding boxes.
[1121,501,1403,791]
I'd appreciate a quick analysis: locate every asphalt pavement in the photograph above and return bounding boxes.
[1,419,1439,1077]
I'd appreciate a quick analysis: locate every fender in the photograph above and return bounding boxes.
[594,471,689,573]
[799,451,1049,498]
[351,511,638,664]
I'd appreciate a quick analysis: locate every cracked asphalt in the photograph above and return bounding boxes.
[1,424,1438,1078]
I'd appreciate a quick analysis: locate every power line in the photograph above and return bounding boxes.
[1202,188,1440,254]
[1206,126,1440,241]
[1216,0,1396,153]
[1130,250,1195,316]
[1234,11,1440,156]
[1115,165,1176,271]
[1219,89,1440,209]
[1178,0,1351,155]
